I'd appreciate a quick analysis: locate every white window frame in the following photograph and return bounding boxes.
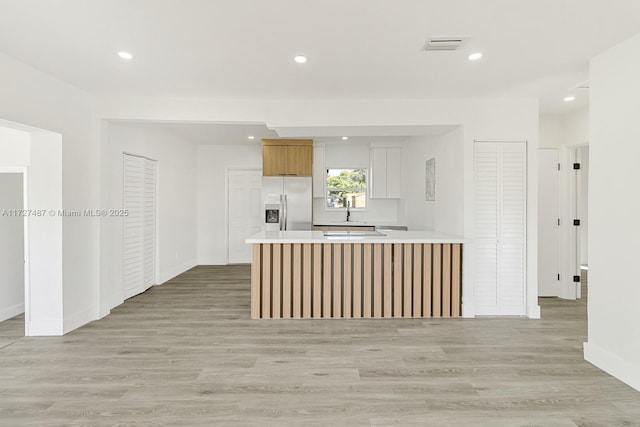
[325,167,368,211]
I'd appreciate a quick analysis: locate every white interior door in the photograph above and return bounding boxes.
[228,170,262,264]
[474,141,527,315]
[538,149,560,296]
[576,146,589,267]
[123,153,156,300]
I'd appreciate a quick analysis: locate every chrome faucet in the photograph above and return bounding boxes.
[346,200,351,222]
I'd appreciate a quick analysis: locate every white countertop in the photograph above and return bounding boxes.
[246,230,466,244]
[313,220,407,227]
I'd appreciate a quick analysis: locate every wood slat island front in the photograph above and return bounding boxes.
[247,231,464,319]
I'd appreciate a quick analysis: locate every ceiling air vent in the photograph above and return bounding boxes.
[423,36,469,51]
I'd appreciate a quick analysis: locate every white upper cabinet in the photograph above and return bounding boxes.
[386,147,402,198]
[313,144,325,197]
[370,147,402,199]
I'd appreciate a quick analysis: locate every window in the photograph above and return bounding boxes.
[326,168,367,209]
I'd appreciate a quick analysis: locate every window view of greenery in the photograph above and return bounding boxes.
[326,168,367,209]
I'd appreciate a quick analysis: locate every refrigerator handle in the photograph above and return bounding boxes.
[283,194,288,231]
[279,195,284,231]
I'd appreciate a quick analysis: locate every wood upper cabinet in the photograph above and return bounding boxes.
[262,145,288,176]
[262,139,313,176]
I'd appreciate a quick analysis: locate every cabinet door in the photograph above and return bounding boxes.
[286,145,313,176]
[263,145,287,176]
[386,147,402,198]
[370,147,387,198]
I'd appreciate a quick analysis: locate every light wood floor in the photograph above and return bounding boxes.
[1,266,639,426]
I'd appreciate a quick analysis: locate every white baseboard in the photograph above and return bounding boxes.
[0,302,24,322]
[27,319,64,336]
[527,304,541,319]
[197,257,227,265]
[462,303,475,318]
[158,259,198,285]
[64,306,98,334]
[584,341,640,391]
[99,303,112,319]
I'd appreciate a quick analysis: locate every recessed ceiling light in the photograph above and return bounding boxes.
[118,51,133,60]
[341,136,349,140]
[294,54,308,64]
[248,136,255,140]
[468,52,482,61]
[564,96,576,102]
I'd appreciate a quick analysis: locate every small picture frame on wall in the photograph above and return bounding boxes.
[425,158,435,201]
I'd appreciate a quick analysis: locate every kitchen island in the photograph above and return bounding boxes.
[246,230,465,320]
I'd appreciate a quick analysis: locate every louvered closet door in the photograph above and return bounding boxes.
[474,142,526,315]
[123,154,157,300]
[143,160,156,288]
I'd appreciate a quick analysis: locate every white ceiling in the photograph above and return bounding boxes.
[111,121,456,145]
[1,0,640,117]
[113,121,279,145]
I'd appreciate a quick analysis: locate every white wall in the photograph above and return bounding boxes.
[0,173,24,322]
[539,115,563,149]
[0,49,85,335]
[0,126,30,164]
[434,128,464,235]
[197,144,262,265]
[103,123,198,311]
[401,136,437,231]
[401,128,464,235]
[584,31,640,391]
[563,107,589,146]
[314,141,399,225]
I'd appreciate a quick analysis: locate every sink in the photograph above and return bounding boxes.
[336,221,367,224]
[323,230,385,238]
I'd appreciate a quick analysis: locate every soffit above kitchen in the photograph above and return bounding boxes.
[1,0,639,115]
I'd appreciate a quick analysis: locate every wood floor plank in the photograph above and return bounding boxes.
[1,267,637,427]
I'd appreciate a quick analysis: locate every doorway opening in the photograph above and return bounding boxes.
[0,172,25,343]
[0,119,64,336]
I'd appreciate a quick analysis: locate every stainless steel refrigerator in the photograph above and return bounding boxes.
[262,176,312,231]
